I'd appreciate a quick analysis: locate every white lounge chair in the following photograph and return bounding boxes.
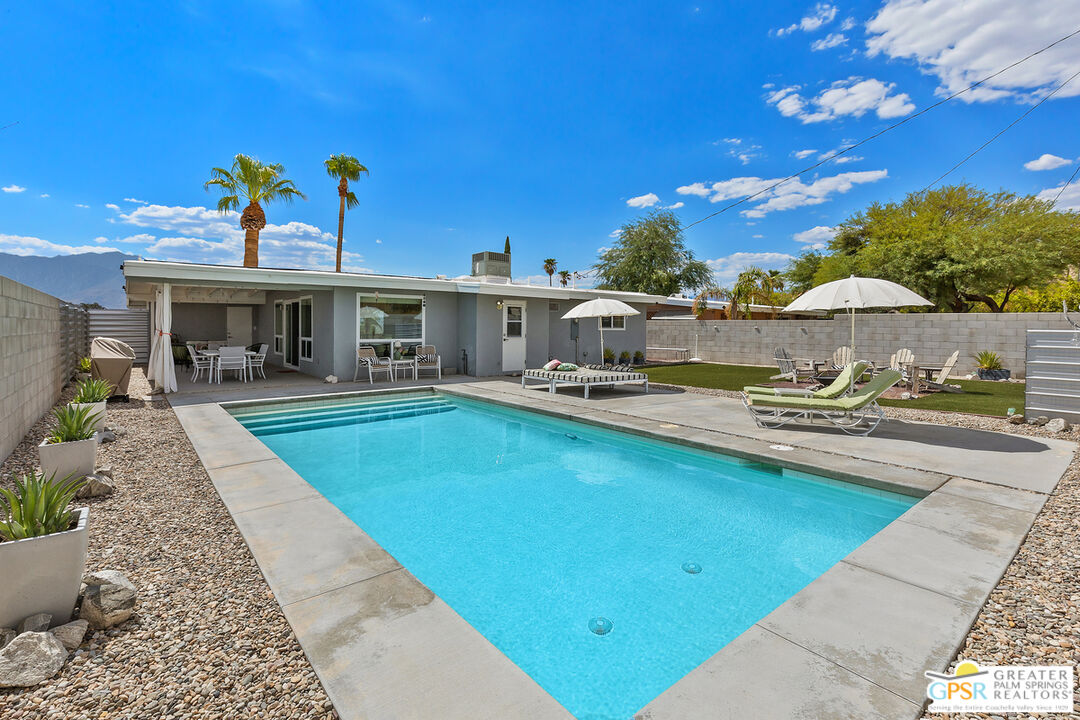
[743,370,902,436]
[522,364,649,399]
[354,345,392,383]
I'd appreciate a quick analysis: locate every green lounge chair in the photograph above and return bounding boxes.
[745,361,870,400]
[742,369,902,436]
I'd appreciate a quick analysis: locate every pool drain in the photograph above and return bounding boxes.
[588,616,613,635]
[682,562,703,574]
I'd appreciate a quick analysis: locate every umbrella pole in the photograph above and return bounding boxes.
[598,317,604,366]
[849,307,856,394]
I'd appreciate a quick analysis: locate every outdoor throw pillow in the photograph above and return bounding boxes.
[543,359,562,371]
[416,353,436,363]
[556,363,579,371]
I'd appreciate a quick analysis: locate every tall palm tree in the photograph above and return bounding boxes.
[204,154,306,268]
[324,154,369,272]
[558,270,571,287]
[543,258,558,286]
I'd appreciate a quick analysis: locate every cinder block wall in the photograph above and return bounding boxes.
[647,312,1069,378]
[0,277,66,462]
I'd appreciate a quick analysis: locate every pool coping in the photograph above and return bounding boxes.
[171,384,1062,720]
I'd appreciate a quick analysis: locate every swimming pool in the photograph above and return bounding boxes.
[232,392,916,719]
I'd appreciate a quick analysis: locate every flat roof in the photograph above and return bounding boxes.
[122,259,669,304]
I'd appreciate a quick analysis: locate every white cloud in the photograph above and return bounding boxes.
[776,3,837,36]
[767,78,915,123]
[752,234,764,239]
[866,0,1080,103]
[117,203,368,271]
[664,201,685,210]
[841,17,856,31]
[105,203,120,211]
[792,149,818,159]
[1037,183,1080,211]
[74,203,89,208]
[811,33,848,51]
[1024,153,1072,171]
[608,229,622,238]
[375,238,382,244]
[706,251,794,285]
[0,233,121,257]
[39,193,49,198]
[715,137,763,164]
[793,225,837,246]
[677,169,888,217]
[123,197,148,204]
[626,192,660,208]
[2,185,26,193]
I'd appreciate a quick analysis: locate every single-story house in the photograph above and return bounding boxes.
[122,251,667,379]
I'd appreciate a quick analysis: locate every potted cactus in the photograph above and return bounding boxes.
[0,472,88,628]
[37,405,99,484]
[974,350,1011,381]
[70,378,111,433]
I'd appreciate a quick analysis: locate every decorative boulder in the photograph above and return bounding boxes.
[50,620,88,653]
[1046,418,1070,433]
[96,465,114,479]
[1008,414,1025,425]
[1028,415,1050,427]
[16,613,51,634]
[0,628,15,651]
[0,632,68,687]
[75,473,115,499]
[79,571,136,629]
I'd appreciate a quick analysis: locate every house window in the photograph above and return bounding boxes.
[299,297,313,361]
[273,301,284,354]
[601,315,626,330]
[356,294,424,358]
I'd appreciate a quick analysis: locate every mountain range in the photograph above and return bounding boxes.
[0,251,139,308]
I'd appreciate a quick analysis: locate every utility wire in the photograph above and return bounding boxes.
[1051,162,1080,206]
[681,26,1080,231]
[922,68,1080,190]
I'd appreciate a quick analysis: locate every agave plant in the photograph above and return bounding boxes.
[72,378,112,404]
[973,350,1003,371]
[77,357,92,373]
[0,471,85,541]
[46,405,99,444]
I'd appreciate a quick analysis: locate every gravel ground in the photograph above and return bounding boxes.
[0,369,337,720]
[2,373,1075,719]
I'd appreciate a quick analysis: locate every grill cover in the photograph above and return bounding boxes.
[90,337,136,396]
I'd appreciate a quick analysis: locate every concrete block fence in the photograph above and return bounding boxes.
[647,312,1069,379]
[0,276,88,463]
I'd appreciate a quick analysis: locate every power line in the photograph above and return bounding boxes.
[681,26,1080,231]
[1051,163,1080,206]
[922,68,1080,190]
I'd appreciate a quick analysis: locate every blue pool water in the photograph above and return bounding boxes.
[233,393,915,719]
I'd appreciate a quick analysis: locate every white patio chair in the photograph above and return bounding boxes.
[414,344,442,380]
[353,345,392,383]
[249,343,268,380]
[187,343,213,383]
[216,345,247,383]
[769,347,815,383]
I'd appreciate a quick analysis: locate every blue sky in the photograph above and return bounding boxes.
[2,0,1079,287]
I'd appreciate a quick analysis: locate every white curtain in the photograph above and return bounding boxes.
[146,284,177,393]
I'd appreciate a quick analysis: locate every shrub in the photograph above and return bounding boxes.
[46,405,99,444]
[603,347,615,364]
[973,350,1003,371]
[77,357,92,373]
[72,378,111,404]
[633,350,644,365]
[0,471,85,541]
[618,350,631,364]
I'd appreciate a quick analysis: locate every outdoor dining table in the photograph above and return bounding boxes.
[195,349,258,383]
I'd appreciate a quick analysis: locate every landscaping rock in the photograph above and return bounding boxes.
[0,632,68,687]
[0,629,15,651]
[75,473,115,498]
[16,613,51,634]
[50,620,88,653]
[1032,415,1049,426]
[99,429,117,444]
[80,571,136,629]
[95,464,113,479]
[1008,413,1026,425]
[1046,418,1070,433]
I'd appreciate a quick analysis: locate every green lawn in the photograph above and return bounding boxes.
[640,363,1025,417]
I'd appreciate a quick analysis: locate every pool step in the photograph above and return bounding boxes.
[237,398,450,430]
[233,395,447,424]
[243,402,456,436]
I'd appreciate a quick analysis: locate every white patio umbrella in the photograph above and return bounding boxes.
[146,283,177,393]
[782,276,932,390]
[561,298,640,364]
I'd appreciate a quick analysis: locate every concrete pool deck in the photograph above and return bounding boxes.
[169,379,1075,719]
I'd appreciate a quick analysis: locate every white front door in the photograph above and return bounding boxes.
[502,302,526,373]
[226,306,252,347]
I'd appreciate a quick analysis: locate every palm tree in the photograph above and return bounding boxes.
[543,258,558,286]
[205,154,306,268]
[558,270,571,287]
[324,154,369,272]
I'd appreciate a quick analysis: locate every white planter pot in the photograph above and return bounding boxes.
[69,401,107,434]
[38,435,98,482]
[0,507,89,628]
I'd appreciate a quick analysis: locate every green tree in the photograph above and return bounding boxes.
[504,236,511,254]
[594,210,711,296]
[205,154,306,268]
[557,269,571,287]
[783,251,824,295]
[825,185,1080,312]
[543,258,558,286]
[324,153,369,272]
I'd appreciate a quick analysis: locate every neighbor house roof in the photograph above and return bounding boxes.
[122,259,669,304]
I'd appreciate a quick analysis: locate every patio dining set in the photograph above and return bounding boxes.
[186,343,268,384]
[772,346,961,394]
